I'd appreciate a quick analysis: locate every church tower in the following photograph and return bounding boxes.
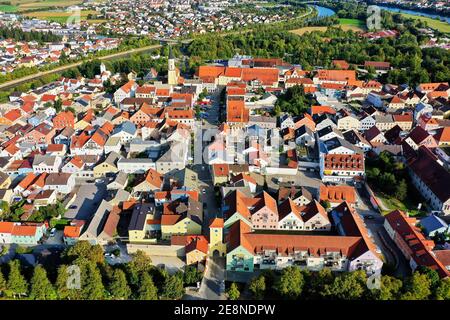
[167,45,178,85]
[208,217,226,257]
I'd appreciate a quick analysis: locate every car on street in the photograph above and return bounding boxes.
[364,215,375,220]
[69,205,78,209]
[49,228,57,237]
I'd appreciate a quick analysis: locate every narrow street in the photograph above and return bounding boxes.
[184,257,226,300]
[356,189,411,278]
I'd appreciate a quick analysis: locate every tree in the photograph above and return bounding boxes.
[323,270,367,300]
[137,273,158,300]
[307,268,334,298]
[371,275,403,300]
[249,275,266,300]
[227,282,240,300]
[82,262,106,300]
[55,264,84,300]
[6,260,28,298]
[183,266,202,286]
[416,266,440,291]
[126,250,153,287]
[394,179,408,201]
[29,265,57,300]
[108,269,131,300]
[64,241,104,265]
[401,272,431,300]
[274,266,304,299]
[435,278,450,300]
[161,273,184,300]
[0,268,6,296]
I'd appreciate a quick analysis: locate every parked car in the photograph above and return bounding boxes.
[49,228,57,237]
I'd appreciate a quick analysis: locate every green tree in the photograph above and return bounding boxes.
[401,272,431,300]
[227,282,240,300]
[416,266,440,291]
[82,262,105,300]
[6,260,28,298]
[394,179,408,201]
[55,265,82,300]
[274,266,304,299]
[307,268,334,298]
[108,269,131,300]
[137,273,158,300]
[249,275,266,300]
[323,270,367,300]
[161,273,184,300]
[371,275,403,300]
[183,266,202,286]
[29,265,57,300]
[0,268,6,296]
[126,250,153,287]
[64,241,104,265]
[435,278,450,300]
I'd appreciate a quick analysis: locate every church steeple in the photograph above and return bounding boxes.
[167,45,178,85]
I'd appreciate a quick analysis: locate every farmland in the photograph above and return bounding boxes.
[398,12,450,33]
[4,0,83,11]
[23,9,105,24]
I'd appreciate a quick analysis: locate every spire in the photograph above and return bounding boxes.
[168,45,174,60]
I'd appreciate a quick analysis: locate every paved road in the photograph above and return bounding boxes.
[0,44,162,91]
[356,189,411,277]
[184,257,226,300]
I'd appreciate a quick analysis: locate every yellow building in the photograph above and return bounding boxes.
[161,215,202,241]
[0,172,12,189]
[208,218,226,257]
[128,203,160,244]
[167,46,180,86]
[93,152,120,178]
[185,235,209,265]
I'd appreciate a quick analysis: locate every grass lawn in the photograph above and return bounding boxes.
[400,12,450,33]
[290,22,365,36]
[377,193,427,217]
[0,4,18,12]
[339,18,365,27]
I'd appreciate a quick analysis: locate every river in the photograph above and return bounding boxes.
[377,5,450,24]
[313,5,336,18]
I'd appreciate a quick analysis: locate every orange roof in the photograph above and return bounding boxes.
[185,235,209,254]
[0,222,15,233]
[11,225,37,236]
[212,164,229,177]
[18,173,38,189]
[434,127,450,143]
[209,218,224,228]
[241,68,278,85]
[316,70,356,82]
[319,184,356,203]
[227,99,248,123]
[4,109,22,122]
[144,168,164,188]
[64,225,82,238]
[311,105,336,115]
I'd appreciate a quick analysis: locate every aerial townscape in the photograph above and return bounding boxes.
[0,0,449,305]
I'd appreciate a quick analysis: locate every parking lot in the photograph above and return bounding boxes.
[64,182,107,220]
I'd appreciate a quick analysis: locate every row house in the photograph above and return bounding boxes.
[407,146,450,216]
[226,216,382,275]
[384,210,449,278]
[320,153,365,183]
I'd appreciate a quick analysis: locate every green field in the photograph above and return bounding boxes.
[24,10,105,24]
[400,12,450,33]
[10,0,83,11]
[0,4,18,12]
[338,18,366,27]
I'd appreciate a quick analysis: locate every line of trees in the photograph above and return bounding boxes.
[0,241,202,300]
[228,266,450,300]
[186,4,450,87]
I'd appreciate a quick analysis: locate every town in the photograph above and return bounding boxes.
[0,0,449,303]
